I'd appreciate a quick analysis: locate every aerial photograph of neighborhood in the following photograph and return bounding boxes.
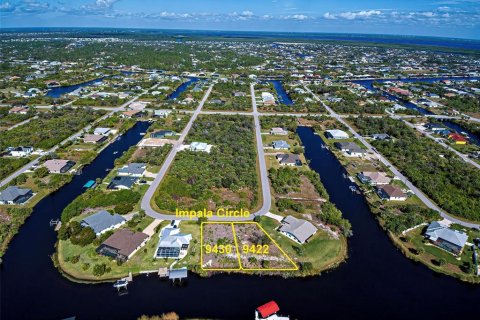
[0,0,479,319]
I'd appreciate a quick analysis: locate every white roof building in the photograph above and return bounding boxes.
[325,129,349,140]
[189,142,213,153]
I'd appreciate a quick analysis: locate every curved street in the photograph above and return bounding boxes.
[141,83,272,221]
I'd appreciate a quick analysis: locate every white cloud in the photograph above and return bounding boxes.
[323,12,337,20]
[0,2,15,12]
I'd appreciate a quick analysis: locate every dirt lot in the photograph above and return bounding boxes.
[234,223,297,270]
[201,223,240,269]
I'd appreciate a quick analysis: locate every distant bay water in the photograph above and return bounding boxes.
[2,28,480,51]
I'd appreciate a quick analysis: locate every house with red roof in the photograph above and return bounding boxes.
[448,133,467,145]
[255,301,290,320]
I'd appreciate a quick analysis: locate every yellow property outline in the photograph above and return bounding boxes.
[200,221,298,272]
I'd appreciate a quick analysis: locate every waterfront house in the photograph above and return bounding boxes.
[97,229,149,262]
[154,226,192,259]
[261,92,276,105]
[272,140,290,150]
[9,146,33,157]
[425,123,445,132]
[448,133,467,145]
[151,130,176,139]
[325,129,349,140]
[334,142,367,157]
[276,154,302,167]
[376,184,407,201]
[279,215,317,244]
[270,127,288,135]
[43,159,75,174]
[424,221,468,255]
[117,163,146,177]
[80,210,126,236]
[93,127,112,136]
[189,142,212,153]
[357,172,391,186]
[83,134,107,144]
[107,176,138,190]
[388,87,412,97]
[0,186,33,205]
[255,300,290,320]
[121,110,143,119]
[153,109,172,118]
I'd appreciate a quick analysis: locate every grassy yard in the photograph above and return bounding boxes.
[258,216,347,275]
[57,220,203,281]
[393,227,479,283]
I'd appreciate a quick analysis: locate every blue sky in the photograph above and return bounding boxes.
[1,0,480,39]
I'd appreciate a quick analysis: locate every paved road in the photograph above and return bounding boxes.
[141,83,272,221]
[250,83,272,219]
[305,85,480,229]
[3,116,38,132]
[141,85,216,220]
[401,120,480,170]
[0,86,154,188]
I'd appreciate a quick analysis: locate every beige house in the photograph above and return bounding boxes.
[43,159,75,173]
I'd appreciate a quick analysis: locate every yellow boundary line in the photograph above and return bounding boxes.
[201,222,241,271]
[200,221,298,272]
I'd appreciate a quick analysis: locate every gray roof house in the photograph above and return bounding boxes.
[80,210,126,236]
[0,186,33,205]
[272,140,290,150]
[117,163,146,177]
[276,153,302,166]
[371,133,391,141]
[424,221,468,255]
[279,215,317,244]
[107,176,138,190]
[334,142,367,157]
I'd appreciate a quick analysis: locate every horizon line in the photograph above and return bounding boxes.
[1,26,480,42]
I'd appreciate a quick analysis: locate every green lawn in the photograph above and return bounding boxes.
[258,216,347,275]
[57,220,203,281]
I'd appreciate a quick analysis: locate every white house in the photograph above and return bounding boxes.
[189,142,213,153]
[9,146,33,157]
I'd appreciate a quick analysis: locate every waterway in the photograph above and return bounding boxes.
[353,77,480,146]
[45,71,138,98]
[167,77,199,100]
[269,80,294,105]
[1,123,479,319]
[46,77,105,98]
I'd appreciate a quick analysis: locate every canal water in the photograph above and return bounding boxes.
[45,71,138,98]
[46,77,105,98]
[167,77,199,100]
[269,80,294,105]
[1,125,479,320]
[353,77,480,146]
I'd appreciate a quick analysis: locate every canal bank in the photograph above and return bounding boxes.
[1,125,479,320]
[268,80,294,105]
[167,77,199,100]
[353,77,480,146]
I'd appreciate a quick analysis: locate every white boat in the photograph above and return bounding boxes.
[113,279,128,289]
[113,151,118,155]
